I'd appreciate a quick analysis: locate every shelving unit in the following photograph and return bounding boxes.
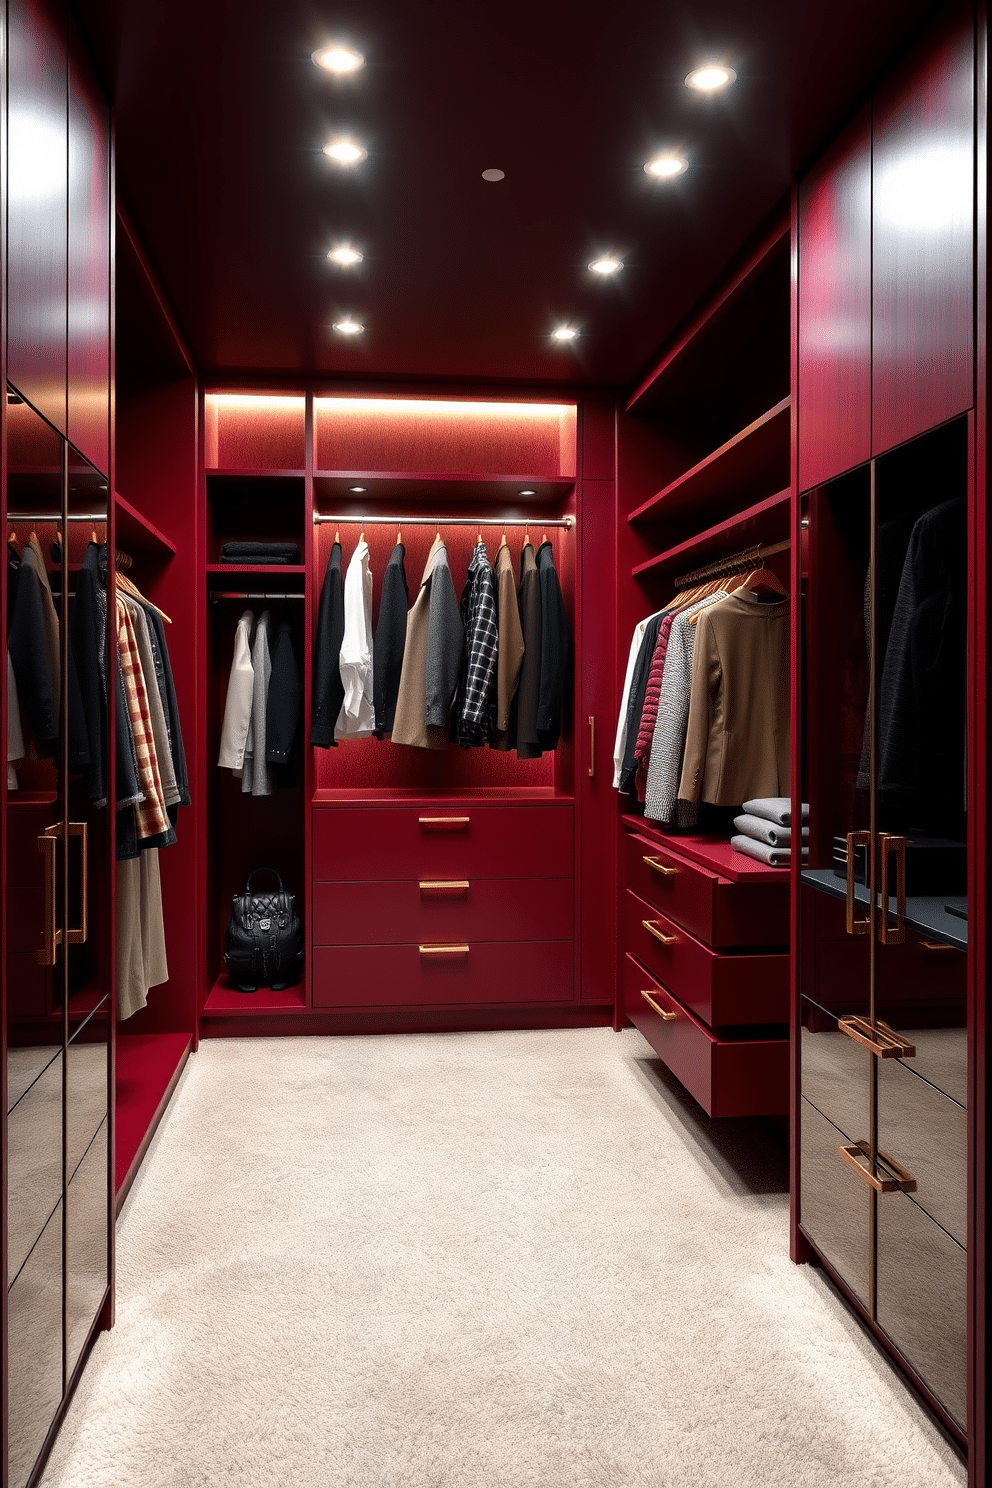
[632,489,791,581]
[114,492,177,557]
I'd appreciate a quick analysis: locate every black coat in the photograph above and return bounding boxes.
[265,618,302,765]
[535,541,569,750]
[140,602,190,808]
[373,542,408,737]
[514,543,543,759]
[310,541,345,747]
[7,551,59,758]
[69,543,107,804]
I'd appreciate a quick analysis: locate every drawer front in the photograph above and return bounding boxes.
[622,954,788,1118]
[313,877,573,947]
[877,1057,966,1247]
[799,1098,871,1309]
[800,997,871,1145]
[313,940,573,1008]
[314,806,573,882]
[626,831,789,947]
[625,890,788,1027]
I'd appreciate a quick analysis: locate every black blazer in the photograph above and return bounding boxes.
[514,542,543,759]
[535,540,569,750]
[310,542,345,747]
[69,543,107,803]
[265,618,302,765]
[373,542,408,737]
[7,552,59,758]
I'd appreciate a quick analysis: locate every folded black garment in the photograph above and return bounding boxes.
[220,541,300,563]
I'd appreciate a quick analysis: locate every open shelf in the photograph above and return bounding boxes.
[623,816,789,884]
[206,564,305,577]
[7,789,58,807]
[632,489,791,580]
[313,785,572,805]
[206,467,305,480]
[202,978,307,1015]
[628,397,791,525]
[115,1031,192,1202]
[114,493,177,557]
[802,868,968,951]
[313,472,575,507]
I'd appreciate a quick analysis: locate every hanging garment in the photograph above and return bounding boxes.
[490,541,524,751]
[7,544,59,757]
[618,613,665,794]
[336,539,375,739]
[310,541,345,748]
[392,535,464,749]
[140,601,190,810]
[677,591,791,810]
[69,542,107,805]
[242,610,274,796]
[219,610,255,772]
[265,618,302,765]
[643,592,728,825]
[116,849,168,1020]
[614,616,653,786]
[456,541,499,748]
[535,541,569,749]
[21,536,90,774]
[632,610,680,799]
[117,596,173,841]
[373,541,408,738]
[7,652,25,789]
[115,651,144,863]
[127,599,182,811]
[514,542,542,760]
[856,512,916,791]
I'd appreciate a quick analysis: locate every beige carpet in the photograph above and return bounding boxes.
[40,1029,965,1488]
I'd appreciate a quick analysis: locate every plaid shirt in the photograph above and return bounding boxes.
[456,543,499,748]
[117,597,171,839]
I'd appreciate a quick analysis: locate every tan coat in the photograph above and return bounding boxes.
[678,591,790,807]
[490,542,524,749]
[391,536,448,750]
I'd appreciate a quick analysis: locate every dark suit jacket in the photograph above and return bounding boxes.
[310,542,345,747]
[535,540,569,749]
[514,543,542,759]
[373,542,408,737]
[265,618,302,765]
[7,552,59,758]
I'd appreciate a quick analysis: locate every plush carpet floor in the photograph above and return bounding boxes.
[40,1029,965,1488]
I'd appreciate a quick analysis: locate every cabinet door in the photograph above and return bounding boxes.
[68,26,111,477]
[871,2,975,455]
[797,106,872,492]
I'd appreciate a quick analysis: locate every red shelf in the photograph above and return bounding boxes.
[114,493,177,557]
[627,397,791,525]
[632,489,791,580]
[623,816,788,883]
[206,564,306,577]
[312,785,571,805]
[206,468,305,479]
[202,978,307,1015]
[313,472,574,506]
[7,789,58,807]
[115,1031,191,1201]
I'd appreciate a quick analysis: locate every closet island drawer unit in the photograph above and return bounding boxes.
[626,831,790,947]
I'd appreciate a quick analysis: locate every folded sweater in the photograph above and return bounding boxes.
[733,813,810,849]
[743,796,809,828]
[220,541,300,564]
[731,834,808,868]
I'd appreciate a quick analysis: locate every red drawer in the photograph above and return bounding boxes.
[314,805,573,882]
[623,953,788,1118]
[626,831,789,948]
[313,940,573,1008]
[624,889,788,1027]
[313,877,573,946]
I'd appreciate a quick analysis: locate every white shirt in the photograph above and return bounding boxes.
[336,540,375,739]
[218,610,255,771]
[613,617,652,788]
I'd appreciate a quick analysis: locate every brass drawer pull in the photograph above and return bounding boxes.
[419,816,470,827]
[640,989,678,1022]
[878,833,906,945]
[838,1140,917,1195]
[37,827,62,967]
[920,939,960,953]
[643,855,677,877]
[419,943,470,955]
[419,880,470,892]
[643,918,677,946]
[845,831,871,937]
[67,821,88,945]
[588,715,595,778]
[838,1015,915,1060]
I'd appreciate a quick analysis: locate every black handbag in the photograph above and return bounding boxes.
[224,868,304,993]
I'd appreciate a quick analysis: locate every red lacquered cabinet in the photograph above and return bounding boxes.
[312,804,573,882]
[314,876,573,947]
[314,941,573,1010]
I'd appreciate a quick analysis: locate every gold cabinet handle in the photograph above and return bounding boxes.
[37,827,62,967]
[419,880,470,892]
[67,821,88,945]
[419,816,470,827]
[419,943,470,955]
[640,989,678,1021]
[846,831,871,936]
[643,855,677,877]
[878,833,906,945]
[588,716,595,778]
[838,1015,915,1059]
[838,1140,917,1194]
[920,939,961,953]
[642,918,677,946]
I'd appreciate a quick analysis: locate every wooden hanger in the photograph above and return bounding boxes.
[397,526,402,545]
[117,570,172,624]
[334,528,340,544]
[736,565,788,597]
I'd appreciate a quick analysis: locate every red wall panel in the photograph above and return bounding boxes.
[67,26,110,476]
[871,2,975,454]
[797,106,872,491]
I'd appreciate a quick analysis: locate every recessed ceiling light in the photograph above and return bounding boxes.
[552,326,578,342]
[312,46,365,73]
[481,168,505,182]
[348,485,367,493]
[333,319,364,335]
[329,245,363,266]
[324,138,367,165]
[588,257,623,275]
[685,63,736,91]
[518,488,537,496]
[644,154,688,178]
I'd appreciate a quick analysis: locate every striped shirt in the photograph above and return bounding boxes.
[117,597,171,840]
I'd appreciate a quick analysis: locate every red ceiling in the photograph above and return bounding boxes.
[78,0,936,389]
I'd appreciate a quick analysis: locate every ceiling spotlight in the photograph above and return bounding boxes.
[312,46,365,73]
[329,245,363,265]
[348,485,367,493]
[518,488,537,496]
[685,63,736,91]
[644,154,688,179]
[552,326,577,342]
[324,138,367,165]
[588,257,623,275]
[481,168,505,182]
[333,319,364,335]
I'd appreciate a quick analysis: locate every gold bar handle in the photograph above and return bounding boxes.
[643,855,677,877]
[920,939,961,953]
[37,827,62,967]
[588,716,595,778]
[838,1015,915,1059]
[642,919,677,946]
[640,989,678,1021]
[419,880,470,892]
[846,831,872,936]
[418,816,470,827]
[838,1140,917,1194]
[66,821,88,945]
[419,943,470,955]
[878,833,906,945]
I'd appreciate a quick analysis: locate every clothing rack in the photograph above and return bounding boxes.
[210,591,305,603]
[313,513,574,529]
[672,537,790,590]
[6,511,107,524]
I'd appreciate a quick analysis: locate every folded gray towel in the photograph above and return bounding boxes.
[742,796,810,828]
[731,834,809,868]
[734,813,810,848]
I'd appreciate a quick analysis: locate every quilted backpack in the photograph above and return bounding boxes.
[224,867,304,993]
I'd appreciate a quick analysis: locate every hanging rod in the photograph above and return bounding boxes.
[6,512,107,524]
[313,513,573,529]
[672,537,790,590]
[210,591,305,603]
